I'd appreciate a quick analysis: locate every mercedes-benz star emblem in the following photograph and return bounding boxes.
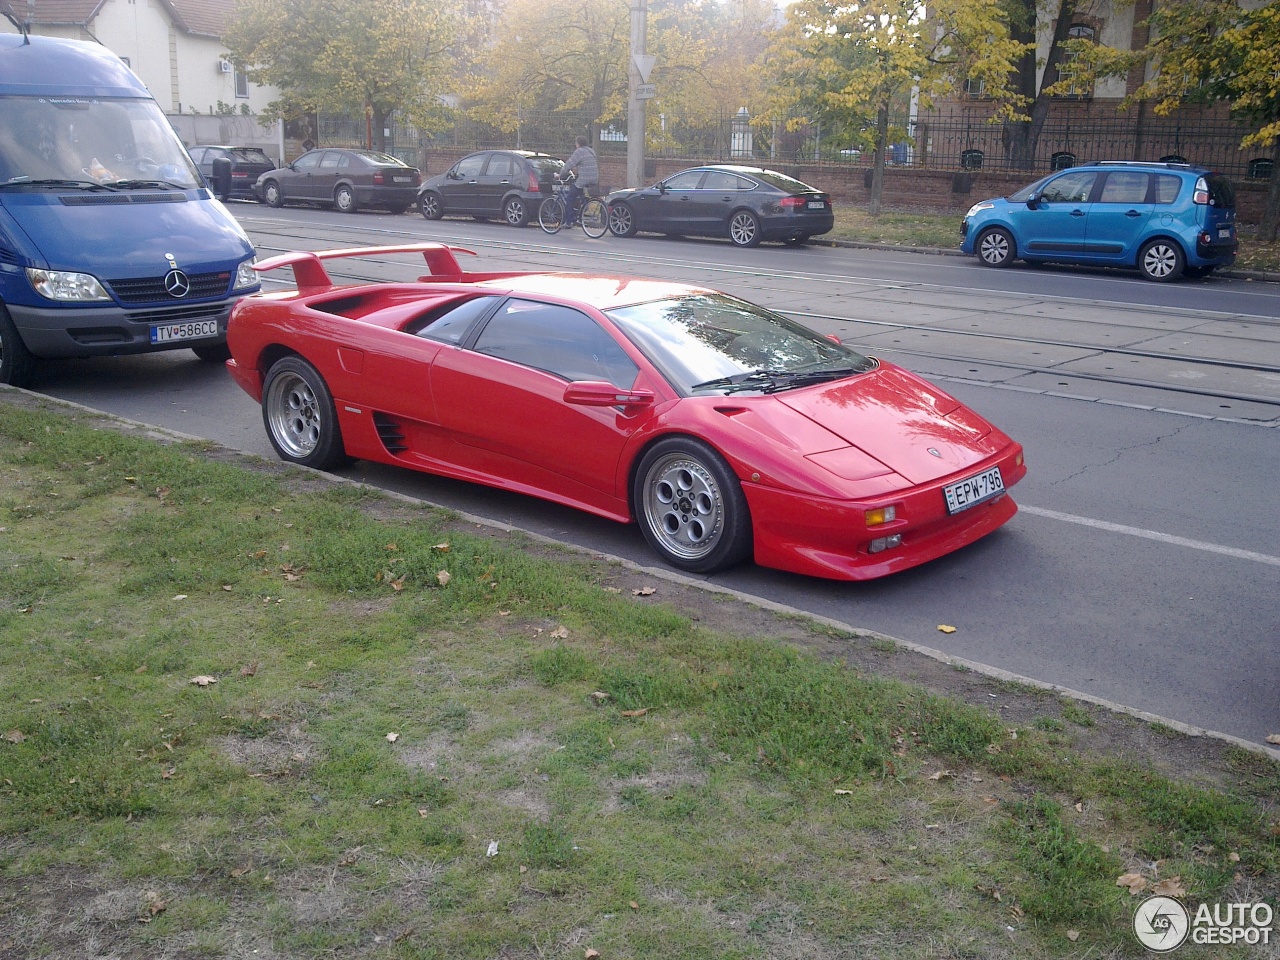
[164,269,191,298]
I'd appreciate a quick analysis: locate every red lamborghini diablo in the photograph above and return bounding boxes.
[226,243,1026,580]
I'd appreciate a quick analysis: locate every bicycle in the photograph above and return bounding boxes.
[538,177,609,238]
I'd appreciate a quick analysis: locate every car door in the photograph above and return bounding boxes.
[439,153,488,214]
[310,150,343,204]
[284,151,323,202]
[1084,171,1154,262]
[431,298,646,515]
[479,153,519,216]
[696,170,754,234]
[630,169,706,232]
[1010,169,1097,256]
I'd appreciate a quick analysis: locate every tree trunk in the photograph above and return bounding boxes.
[869,102,889,217]
[1003,0,1077,170]
[1259,136,1280,243]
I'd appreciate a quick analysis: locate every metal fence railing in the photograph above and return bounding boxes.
[313,109,1272,183]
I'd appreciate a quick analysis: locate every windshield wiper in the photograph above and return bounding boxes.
[0,178,119,190]
[692,367,860,395]
[106,179,184,190]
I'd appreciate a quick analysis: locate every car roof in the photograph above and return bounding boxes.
[1081,161,1212,174]
[474,273,712,311]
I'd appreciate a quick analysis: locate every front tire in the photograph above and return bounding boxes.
[976,227,1015,267]
[728,210,762,247]
[503,196,529,227]
[262,356,348,470]
[419,191,443,220]
[263,180,284,208]
[334,184,357,213]
[538,197,565,234]
[608,202,637,237]
[633,436,752,575]
[1139,239,1185,281]
[0,305,37,387]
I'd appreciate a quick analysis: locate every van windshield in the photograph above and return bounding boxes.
[0,95,200,188]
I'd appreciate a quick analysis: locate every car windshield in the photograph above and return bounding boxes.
[0,95,199,187]
[1008,175,1054,203]
[606,293,877,395]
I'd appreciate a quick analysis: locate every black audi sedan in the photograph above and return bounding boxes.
[253,149,421,214]
[417,149,565,226]
[605,165,834,247]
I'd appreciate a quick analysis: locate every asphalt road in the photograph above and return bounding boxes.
[29,204,1280,750]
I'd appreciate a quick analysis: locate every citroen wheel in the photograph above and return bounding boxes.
[976,227,1015,267]
[1138,239,1184,282]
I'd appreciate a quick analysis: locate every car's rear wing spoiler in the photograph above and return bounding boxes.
[252,243,535,295]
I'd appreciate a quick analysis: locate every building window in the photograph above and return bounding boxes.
[1248,158,1274,180]
[234,67,249,99]
[1050,152,1076,171]
[960,149,984,170]
[963,77,986,99]
[1056,24,1095,98]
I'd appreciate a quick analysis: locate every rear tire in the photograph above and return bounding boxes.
[0,305,37,387]
[263,180,284,208]
[728,210,762,247]
[386,203,410,215]
[580,198,609,238]
[976,227,1015,267]
[503,196,529,227]
[262,356,348,471]
[1138,239,1184,282]
[334,184,357,213]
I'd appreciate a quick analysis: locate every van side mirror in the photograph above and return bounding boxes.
[211,156,232,201]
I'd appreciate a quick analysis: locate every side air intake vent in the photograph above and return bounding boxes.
[373,413,408,454]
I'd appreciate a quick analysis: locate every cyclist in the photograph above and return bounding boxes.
[558,135,598,225]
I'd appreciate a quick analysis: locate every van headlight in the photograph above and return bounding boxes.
[964,201,995,219]
[27,268,111,302]
[233,259,260,291]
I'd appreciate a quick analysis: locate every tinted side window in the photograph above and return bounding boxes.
[1153,175,1182,204]
[474,300,639,387]
[319,152,342,170]
[188,147,207,164]
[413,295,502,345]
[1040,171,1096,203]
[453,154,486,178]
[293,152,322,171]
[701,170,753,191]
[664,171,705,190]
[485,155,518,177]
[1099,172,1149,203]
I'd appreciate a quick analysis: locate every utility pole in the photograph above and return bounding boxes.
[627,0,648,188]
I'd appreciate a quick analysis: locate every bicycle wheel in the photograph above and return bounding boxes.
[538,197,566,234]
[580,198,608,238]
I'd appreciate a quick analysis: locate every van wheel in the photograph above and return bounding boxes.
[263,180,284,208]
[334,184,357,213]
[976,227,1015,267]
[0,305,37,387]
[1138,239,1184,282]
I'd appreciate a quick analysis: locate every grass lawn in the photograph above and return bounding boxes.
[0,398,1277,959]
[826,207,1280,275]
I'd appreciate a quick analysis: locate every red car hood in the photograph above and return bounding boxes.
[776,364,1004,485]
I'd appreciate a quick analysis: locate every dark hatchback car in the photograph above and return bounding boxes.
[605,165,834,247]
[253,149,421,214]
[188,145,275,200]
[418,150,565,226]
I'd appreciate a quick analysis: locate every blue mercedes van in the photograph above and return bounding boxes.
[0,33,259,385]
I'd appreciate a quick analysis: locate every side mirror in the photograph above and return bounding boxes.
[563,381,655,408]
[1026,192,1040,207]
[211,156,232,201]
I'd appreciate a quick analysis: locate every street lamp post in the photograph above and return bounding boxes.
[627,0,647,188]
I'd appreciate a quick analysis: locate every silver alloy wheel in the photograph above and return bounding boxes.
[978,229,1011,265]
[504,197,527,226]
[640,452,726,562]
[266,370,323,459]
[1141,242,1179,280]
[420,192,442,220]
[729,211,760,246]
[608,203,635,237]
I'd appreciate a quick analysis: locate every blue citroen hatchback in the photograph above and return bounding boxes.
[960,161,1237,281]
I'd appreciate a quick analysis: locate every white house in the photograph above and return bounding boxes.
[1,0,281,156]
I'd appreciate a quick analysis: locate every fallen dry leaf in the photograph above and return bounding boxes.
[590,691,610,702]
[585,951,600,960]
[620,708,649,717]
[834,789,854,796]
[436,570,451,586]
[937,624,957,634]
[632,586,656,596]
[4,730,26,744]
[1228,852,1240,863]
[629,901,639,910]
[550,626,570,639]
[386,732,399,743]
[431,542,450,552]
[172,594,188,601]
[230,863,253,878]
[188,675,218,687]
[927,769,957,781]
[1067,930,1080,942]
[240,661,259,677]
[1152,877,1186,897]
[1265,734,1280,745]
[1116,873,1148,895]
